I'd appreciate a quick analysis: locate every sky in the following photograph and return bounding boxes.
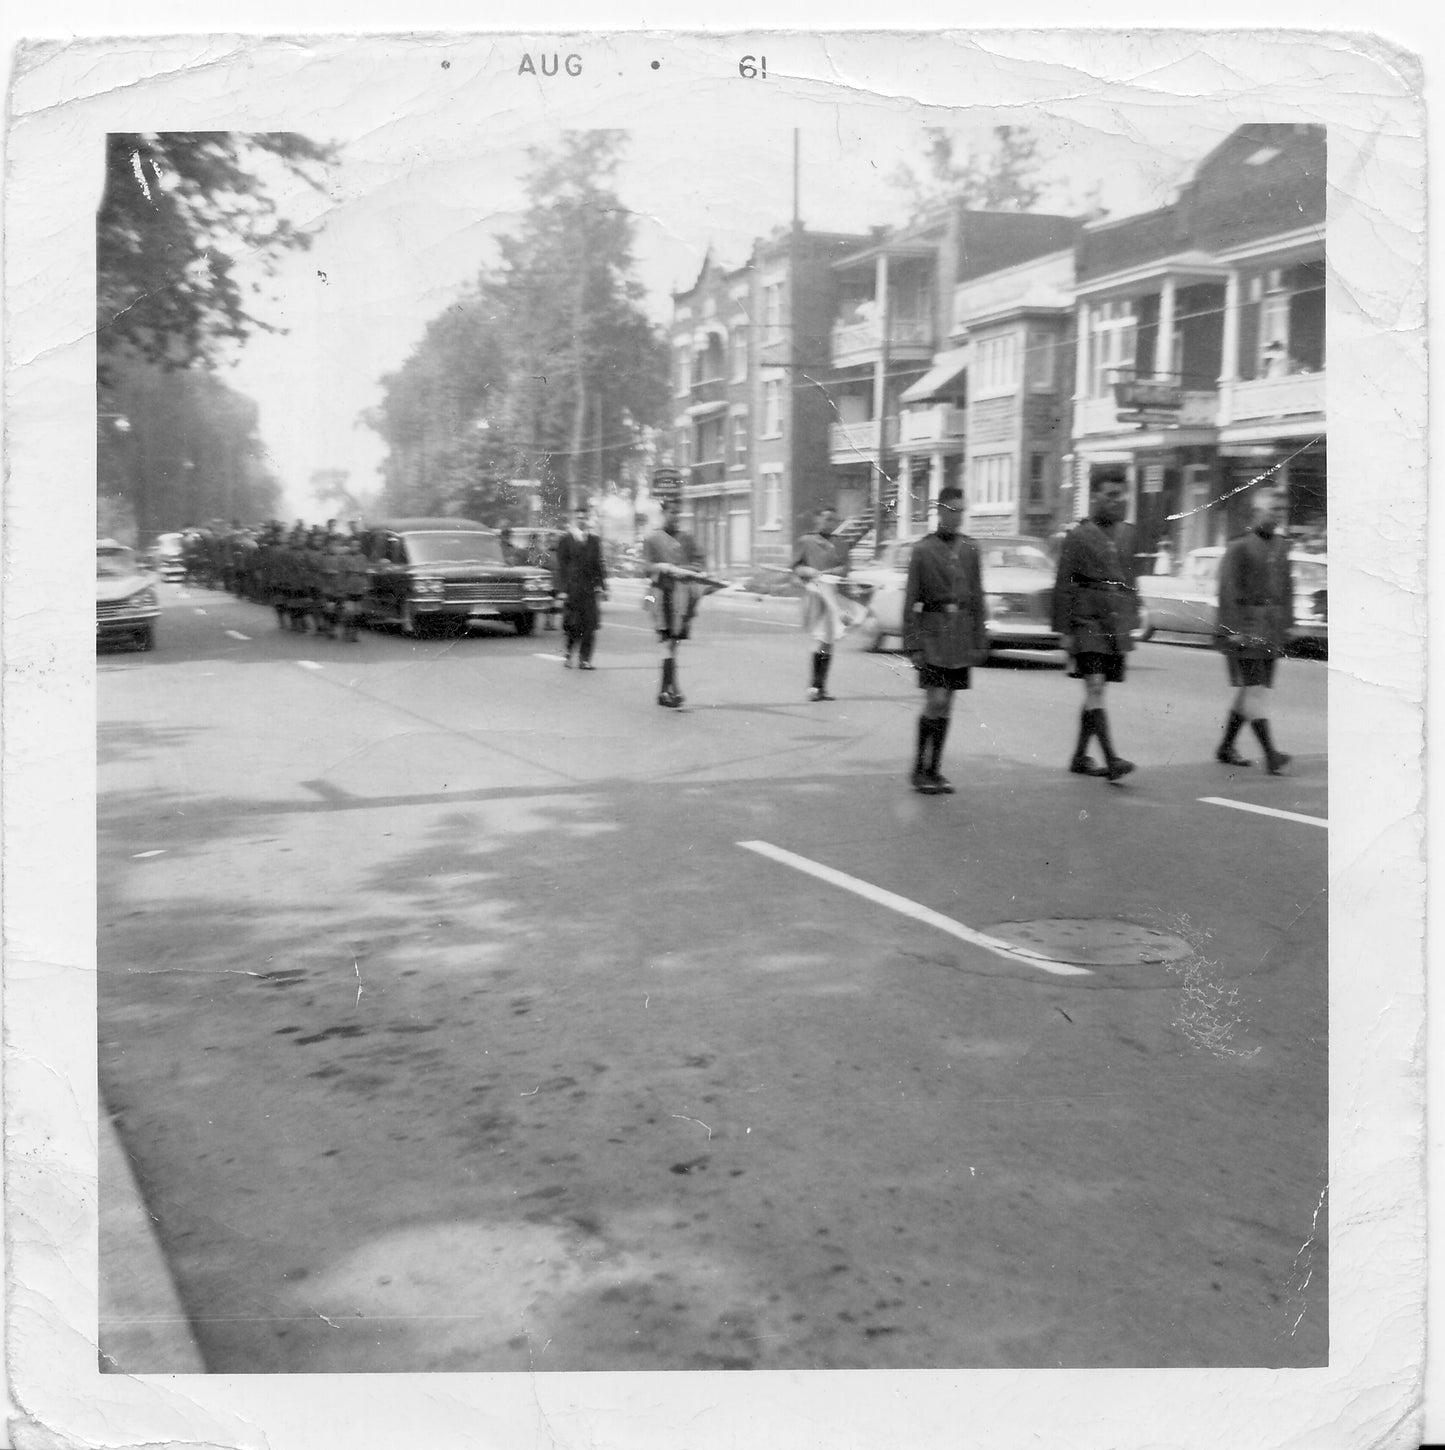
[223,109,1247,521]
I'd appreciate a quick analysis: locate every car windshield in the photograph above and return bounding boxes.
[1189,556,1220,582]
[97,548,136,578]
[403,533,507,565]
[982,542,1051,571]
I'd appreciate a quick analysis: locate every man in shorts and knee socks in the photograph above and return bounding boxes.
[1052,478,1140,782]
[1214,487,1294,774]
[902,487,987,794]
[792,506,852,702]
[642,497,708,708]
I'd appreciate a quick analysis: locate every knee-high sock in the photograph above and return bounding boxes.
[1219,709,1247,752]
[1074,707,1099,761]
[1092,708,1121,765]
[928,716,950,773]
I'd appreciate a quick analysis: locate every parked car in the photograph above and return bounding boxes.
[96,540,159,651]
[855,534,1109,655]
[356,518,557,637]
[1139,546,1328,653]
[149,531,187,582]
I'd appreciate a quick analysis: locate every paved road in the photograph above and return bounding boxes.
[99,580,1328,1372]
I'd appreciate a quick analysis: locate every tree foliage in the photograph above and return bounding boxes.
[367,131,669,522]
[96,132,334,537]
[98,354,282,541]
[892,125,1047,217]
[97,132,334,382]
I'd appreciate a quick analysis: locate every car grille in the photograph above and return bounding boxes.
[98,598,150,620]
[445,581,524,604]
[992,591,1049,620]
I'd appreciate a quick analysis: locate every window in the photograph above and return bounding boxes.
[1238,262,1326,380]
[760,467,783,530]
[1087,299,1137,397]
[971,453,1016,507]
[730,412,748,467]
[675,345,692,397]
[696,417,725,464]
[1027,453,1048,505]
[762,377,783,436]
[975,333,1021,395]
[1028,332,1057,392]
[731,325,749,381]
[763,281,785,343]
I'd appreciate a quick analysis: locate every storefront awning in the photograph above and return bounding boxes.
[901,347,969,403]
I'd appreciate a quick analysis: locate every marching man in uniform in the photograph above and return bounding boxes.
[791,505,855,702]
[1214,487,1294,774]
[641,475,715,709]
[1051,477,1141,782]
[902,487,987,795]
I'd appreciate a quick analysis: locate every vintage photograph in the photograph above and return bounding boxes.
[5,26,1425,1450]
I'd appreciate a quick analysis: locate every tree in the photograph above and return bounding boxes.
[891,125,1047,217]
[99,354,282,539]
[366,132,669,522]
[97,132,334,383]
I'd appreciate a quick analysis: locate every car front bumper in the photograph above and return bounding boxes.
[97,608,159,638]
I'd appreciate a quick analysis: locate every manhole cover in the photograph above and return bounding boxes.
[987,919,1192,967]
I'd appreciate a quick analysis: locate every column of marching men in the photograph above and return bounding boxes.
[175,520,374,641]
[640,477,1299,795]
[168,480,1300,794]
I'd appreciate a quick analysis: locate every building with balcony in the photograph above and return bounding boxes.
[666,251,755,568]
[825,206,1079,547]
[894,244,1078,541]
[1069,123,1326,564]
[747,224,871,568]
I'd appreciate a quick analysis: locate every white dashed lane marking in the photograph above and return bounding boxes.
[737,840,1092,977]
[225,630,250,641]
[1198,797,1327,828]
[296,660,323,671]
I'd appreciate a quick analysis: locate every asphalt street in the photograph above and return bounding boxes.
[98,578,1328,1372]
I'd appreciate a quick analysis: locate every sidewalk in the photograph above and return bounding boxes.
[98,1109,206,1373]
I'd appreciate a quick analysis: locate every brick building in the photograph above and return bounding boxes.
[1070,123,1326,562]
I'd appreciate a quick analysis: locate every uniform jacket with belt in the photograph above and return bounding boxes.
[902,530,988,669]
[1216,529,1293,658]
[1051,517,1140,654]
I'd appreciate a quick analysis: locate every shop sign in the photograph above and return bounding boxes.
[1114,378,1182,411]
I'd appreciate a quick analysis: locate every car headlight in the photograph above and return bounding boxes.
[133,586,157,608]
[414,577,445,598]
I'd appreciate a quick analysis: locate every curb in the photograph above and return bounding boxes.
[98,1110,207,1373]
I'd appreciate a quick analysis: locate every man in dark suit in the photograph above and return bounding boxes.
[902,487,987,795]
[554,506,608,669]
[1214,487,1294,773]
[1051,477,1141,782]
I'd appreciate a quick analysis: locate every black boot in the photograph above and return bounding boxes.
[927,716,954,792]
[809,650,835,702]
[1216,710,1252,766]
[1251,718,1291,775]
[1093,708,1135,781]
[658,656,682,708]
[912,718,940,793]
[1070,707,1107,775]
